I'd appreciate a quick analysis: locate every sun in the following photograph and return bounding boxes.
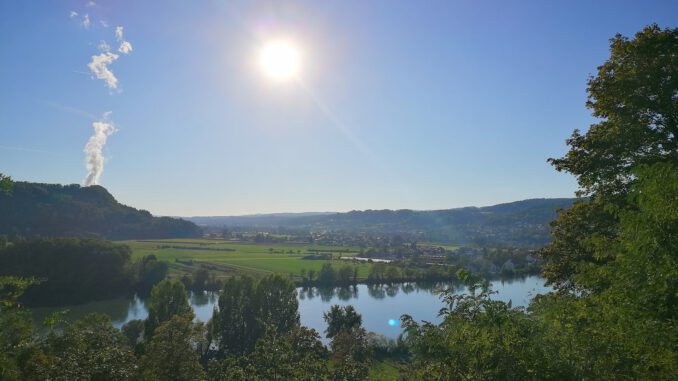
[258,39,301,81]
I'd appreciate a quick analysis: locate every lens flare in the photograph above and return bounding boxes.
[388,319,399,327]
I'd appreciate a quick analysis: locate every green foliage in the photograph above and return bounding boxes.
[0,276,38,309]
[401,282,555,380]
[132,254,169,295]
[549,25,678,198]
[255,274,300,334]
[0,238,134,306]
[0,173,12,194]
[25,314,137,381]
[145,279,192,339]
[248,327,328,381]
[210,274,299,357]
[323,305,363,339]
[0,181,200,239]
[534,163,678,379]
[534,25,678,380]
[121,319,145,351]
[329,328,371,381]
[140,314,207,381]
[210,275,260,356]
[538,200,617,292]
[316,263,337,286]
[0,277,36,381]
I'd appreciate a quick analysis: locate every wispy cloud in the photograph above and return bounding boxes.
[88,42,120,89]
[115,26,133,54]
[86,1,96,7]
[83,112,117,186]
[69,10,78,18]
[115,26,123,41]
[42,100,97,120]
[82,14,90,29]
[0,145,56,155]
[100,20,109,28]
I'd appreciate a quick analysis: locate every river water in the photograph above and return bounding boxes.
[32,276,550,339]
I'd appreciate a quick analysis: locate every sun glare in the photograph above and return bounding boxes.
[258,39,301,81]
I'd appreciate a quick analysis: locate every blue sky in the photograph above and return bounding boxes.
[1,1,677,216]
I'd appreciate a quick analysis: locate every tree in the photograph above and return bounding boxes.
[248,326,328,381]
[145,279,192,339]
[316,263,336,286]
[0,238,134,306]
[191,268,210,291]
[323,305,362,339]
[0,277,37,381]
[210,274,301,357]
[255,274,300,334]
[541,25,678,293]
[210,275,259,356]
[367,263,387,283]
[401,282,552,380]
[0,173,11,194]
[324,306,370,381]
[548,25,678,198]
[337,266,354,285]
[140,314,206,381]
[533,25,678,379]
[25,314,137,381]
[134,255,168,295]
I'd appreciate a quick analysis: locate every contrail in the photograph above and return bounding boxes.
[83,112,116,186]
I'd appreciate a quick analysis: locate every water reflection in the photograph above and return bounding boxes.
[31,276,551,340]
[297,281,466,302]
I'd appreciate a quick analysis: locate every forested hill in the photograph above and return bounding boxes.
[0,182,200,240]
[188,198,579,247]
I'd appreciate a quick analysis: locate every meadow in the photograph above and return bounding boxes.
[123,238,375,280]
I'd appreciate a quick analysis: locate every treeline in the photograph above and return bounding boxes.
[440,247,542,277]
[0,238,167,306]
[299,262,459,287]
[1,275,382,380]
[0,182,201,240]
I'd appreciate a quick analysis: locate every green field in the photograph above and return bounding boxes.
[123,238,375,280]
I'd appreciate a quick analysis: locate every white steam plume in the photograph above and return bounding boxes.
[88,41,120,89]
[115,26,133,54]
[83,112,116,186]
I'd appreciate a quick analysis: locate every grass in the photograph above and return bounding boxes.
[122,238,375,280]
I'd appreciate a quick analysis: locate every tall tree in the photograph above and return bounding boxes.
[323,305,363,339]
[210,275,259,356]
[534,24,678,379]
[255,274,300,334]
[145,279,192,339]
[140,314,207,381]
[542,25,678,293]
[548,24,678,198]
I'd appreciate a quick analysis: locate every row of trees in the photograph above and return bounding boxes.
[0,237,167,306]
[300,262,460,287]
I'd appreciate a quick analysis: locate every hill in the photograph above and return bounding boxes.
[187,198,579,247]
[0,182,201,240]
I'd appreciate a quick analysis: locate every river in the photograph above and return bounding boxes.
[32,275,550,340]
